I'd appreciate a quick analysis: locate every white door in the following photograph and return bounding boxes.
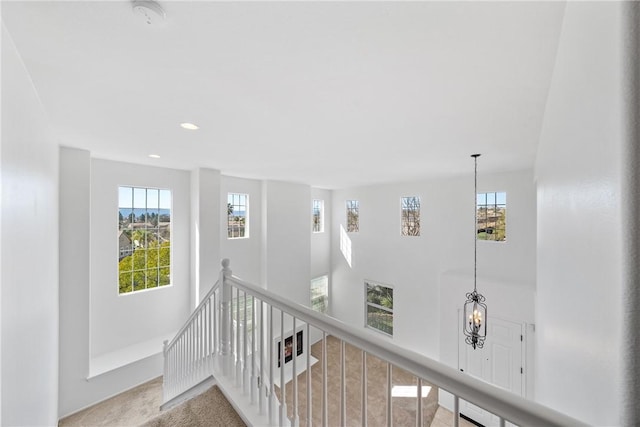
[458,314,524,427]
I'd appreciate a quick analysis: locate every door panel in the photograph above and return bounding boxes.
[458,314,524,427]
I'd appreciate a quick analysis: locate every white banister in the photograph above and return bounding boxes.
[162,259,589,427]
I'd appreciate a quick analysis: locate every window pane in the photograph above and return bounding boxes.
[401,196,420,236]
[118,186,172,294]
[347,200,359,233]
[367,305,393,335]
[477,192,506,242]
[228,193,249,239]
[313,200,324,233]
[119,187,133,208]
[311,275,329,314]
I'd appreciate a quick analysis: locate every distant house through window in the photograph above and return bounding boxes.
[311,275,329,314]
[313,199,324,233]
[118,186,172,294]
[347,200,359,232]
[228,193,249,239]
[365,281,393,336]
[401,196,420,236]
[477,192,506,241]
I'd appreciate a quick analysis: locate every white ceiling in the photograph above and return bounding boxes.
[2,1,566,189]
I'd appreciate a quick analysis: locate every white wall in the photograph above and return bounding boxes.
[534,3,623,425]
[191,168,221,306]
[263,180,311,305]
[91,159,191,357]
[331,170,536,360]
[221,176,263,284]
[1,23,59,426]
[59,153,191,417]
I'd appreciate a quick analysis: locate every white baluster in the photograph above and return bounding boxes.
[292,317,299,427]
[362,351,367,427]
[251,296,257,404]
[341,340,346,426]
[243,290,248,394]
[306,323,312,427]
[499,418,506,427]
[163,340,168,402]
[269,305,275,426]
[322,332,328,427]
[387,363,393,427]
[220,259,232,376]
[259,299,265,414]
[236,286,241,386]
[416,378,423,427]
[279,310,286,427]
[454,395,460,427]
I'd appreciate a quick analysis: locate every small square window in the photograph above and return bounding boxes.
[228,193,249,239]
[312,199,324,233]
[476,192,506,241]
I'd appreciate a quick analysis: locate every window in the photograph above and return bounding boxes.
[312,199,324,233]
[346,200,359,232]
[476,192,506,241]
[228,193,249,239]
[310,275,329,314]
[118,186,171,294]
[401,196,420,236]
[365,281,393,336]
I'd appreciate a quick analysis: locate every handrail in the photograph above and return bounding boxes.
[167,279,220,348]
[226,274,588,427]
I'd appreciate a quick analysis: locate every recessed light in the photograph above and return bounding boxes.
[149,154,161,159]
[180,122,199,130]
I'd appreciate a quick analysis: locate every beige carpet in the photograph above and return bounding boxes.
[58,377,244,427]
[275,335,439,427]
[59,336,447,427]
[141,385,245,427]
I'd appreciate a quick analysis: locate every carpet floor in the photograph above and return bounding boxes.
[58,335,471,427]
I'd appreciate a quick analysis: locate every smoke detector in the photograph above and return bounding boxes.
[132,0,165,25]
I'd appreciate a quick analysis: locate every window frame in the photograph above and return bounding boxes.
[312,199,324,233]
[364,280,394,336]
[476,191,507,242]
[117,185,172,295]
[228,193,249,239]
[310,275,329,314]
[346,200,359,233]
[401,196,420,237]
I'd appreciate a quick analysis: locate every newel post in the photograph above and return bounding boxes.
[220,258,232,376]
[162,339,169,402]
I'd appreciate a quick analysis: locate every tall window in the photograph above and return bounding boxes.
[118,186,171,294]
[346,200,359,232]
[312,199,324,233]
[228,193,249,239]
[401,196,420,236]
[311,275,329,314]
[365,281,393,336]
[476,192,506,241]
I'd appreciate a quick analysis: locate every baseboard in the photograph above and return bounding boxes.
[160,376,217,411]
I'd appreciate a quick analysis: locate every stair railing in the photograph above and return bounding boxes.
[163,259,588,427]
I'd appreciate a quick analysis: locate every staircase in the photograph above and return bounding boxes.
[162,259,587,427]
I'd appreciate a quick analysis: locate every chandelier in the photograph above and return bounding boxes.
[463,154,487,350]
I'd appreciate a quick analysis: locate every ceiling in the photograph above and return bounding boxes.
[2,1,566,189]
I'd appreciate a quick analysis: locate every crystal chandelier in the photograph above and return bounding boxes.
[463,154,487,350]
